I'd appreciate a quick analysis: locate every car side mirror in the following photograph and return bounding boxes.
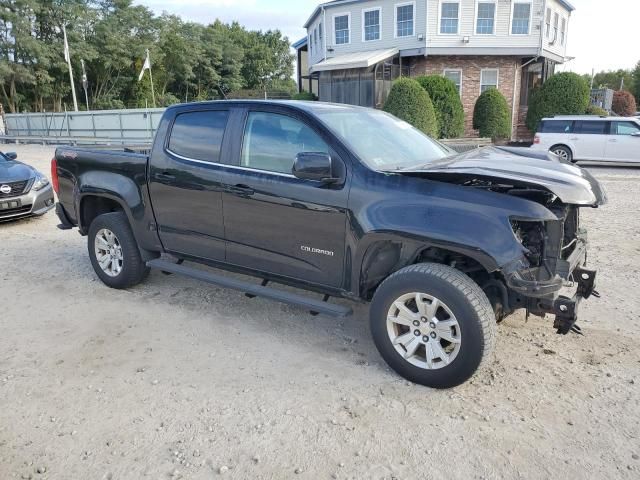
[632,132,640,137]
[293,152,339,183]
[4,152,17,160]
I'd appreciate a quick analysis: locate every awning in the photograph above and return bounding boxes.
[309,48,399,74]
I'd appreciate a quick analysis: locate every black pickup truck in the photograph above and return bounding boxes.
[53,101,606,388]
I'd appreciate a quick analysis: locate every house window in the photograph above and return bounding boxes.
[480,69,498,93]
[553,12,559,42]
[545,8,551,38]
[309,34,313,54]
[319,22,323,44]
[363,8,381,41]
[314,28,318,49]
[396,3,415,37]
[334,14,350,45]
[511,2,531,35]
[476,2,496,35]
[440,2,459,34]
[561,17,566,45]
[444,70,462,95]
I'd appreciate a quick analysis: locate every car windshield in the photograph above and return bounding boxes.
[314,107,455,170]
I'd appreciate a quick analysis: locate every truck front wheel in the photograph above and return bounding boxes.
[88,212,149,289]
[370,263,496,388]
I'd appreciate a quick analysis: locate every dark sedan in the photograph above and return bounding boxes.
[0,151,54,222]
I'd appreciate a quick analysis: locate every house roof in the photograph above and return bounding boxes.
[304,0,576,27]
[309,48,399,73]
[292,37,308,50]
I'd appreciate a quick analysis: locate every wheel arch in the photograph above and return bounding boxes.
[355,235,499,301]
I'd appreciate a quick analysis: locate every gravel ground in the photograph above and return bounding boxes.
[1,145,639,480]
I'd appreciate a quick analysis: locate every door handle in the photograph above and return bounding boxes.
[228,184,255,196]
[155,172,176,181]
[570,137,579,141]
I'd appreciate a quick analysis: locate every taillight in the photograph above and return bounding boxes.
[51,158,59,193]
[533,135,540,144]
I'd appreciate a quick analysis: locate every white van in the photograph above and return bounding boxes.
[531,116,640,164]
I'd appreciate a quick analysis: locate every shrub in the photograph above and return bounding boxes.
[526,72,590,131]
[383,78,438,137]
[585,105,609,116]
[472,88,512,140]
[415,75,464,139]
[292,91,318,101]
[611,90,637,116]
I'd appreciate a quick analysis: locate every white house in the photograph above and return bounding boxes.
[294,0,575,138]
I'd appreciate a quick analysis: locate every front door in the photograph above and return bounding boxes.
[220,109,349,288]
[606,120,640,163]
[148,107,233,261]
[572,120,609,161]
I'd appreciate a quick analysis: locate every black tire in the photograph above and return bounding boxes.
[370,263,496,389]
[550,145,574,163]
[88,212,149,289]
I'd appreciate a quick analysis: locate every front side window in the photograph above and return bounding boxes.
[480,69,498,93]
[476,2,496,35]
[363,8,381,41]
[575,121,608,135]
[440,2,459,34]
[242,112,329,175]
[396,4,415,37]
[512,2,531,35]
[168,110,229,163]
[612,121,640,136]
[444,69,462,95]
[335,14,350,45]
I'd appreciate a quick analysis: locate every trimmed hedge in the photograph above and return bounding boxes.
[585,105,609,116]
[526,72,590,131]
[472,88,511,140]
[383,78,439,137]
[415,75,465,139]
[612,90,637,116]
[292,91,318,101]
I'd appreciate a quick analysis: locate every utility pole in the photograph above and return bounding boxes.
[63,25,79,112]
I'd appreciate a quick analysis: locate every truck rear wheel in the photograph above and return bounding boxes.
[370,263,496,388]
[88,212,149,289]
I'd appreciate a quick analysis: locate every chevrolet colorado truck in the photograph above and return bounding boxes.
[53,101,606,388]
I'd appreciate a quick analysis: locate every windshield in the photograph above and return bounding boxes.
[315,108,455,170]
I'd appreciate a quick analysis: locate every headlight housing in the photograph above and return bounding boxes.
[32,173,50,191]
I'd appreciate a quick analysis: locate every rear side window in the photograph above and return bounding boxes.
[539,120,573,133]
[574,121,608,135]
[168,110,229,162]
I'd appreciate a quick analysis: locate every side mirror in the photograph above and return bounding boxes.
[293,152,339,183]
[4,152,17,160]
[632,132,640,137]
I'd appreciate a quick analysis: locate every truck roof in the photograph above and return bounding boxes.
[165,100,369,115]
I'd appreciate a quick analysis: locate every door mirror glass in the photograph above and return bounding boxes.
[4,152,17,160]
[293,152,338,183]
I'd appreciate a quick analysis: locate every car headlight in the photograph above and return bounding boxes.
[32,173,50,191]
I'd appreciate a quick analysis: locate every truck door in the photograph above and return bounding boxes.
[220,108,349,288]
[148,107,233,261]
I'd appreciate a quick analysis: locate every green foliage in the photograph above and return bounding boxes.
[526,72,590,131]
[0,0,294,112]
[582,69,635,93]
[631,60,640,107]
[383,78,438,137]
[472,88,511,140]
[415,75,464,139]
[611,90,637,116]
[585,105,609,116]
[292,91,318,101]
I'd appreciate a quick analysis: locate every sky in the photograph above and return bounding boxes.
[135,0,639,75]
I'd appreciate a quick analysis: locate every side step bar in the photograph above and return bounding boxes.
[146,259,353,318]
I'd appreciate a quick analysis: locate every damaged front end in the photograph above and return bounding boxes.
[505,205,598,334]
